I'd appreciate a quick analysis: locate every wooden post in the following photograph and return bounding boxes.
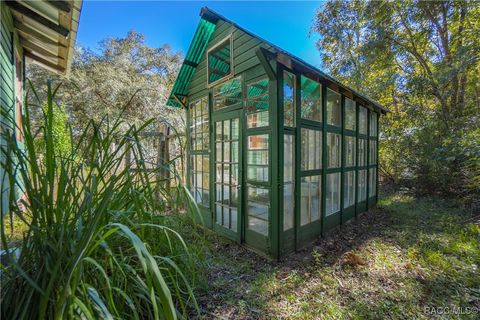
[157,124,170,190]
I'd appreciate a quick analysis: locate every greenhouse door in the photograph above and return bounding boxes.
[213,111,243,242]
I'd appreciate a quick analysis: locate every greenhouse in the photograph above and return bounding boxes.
[168,7,388,258]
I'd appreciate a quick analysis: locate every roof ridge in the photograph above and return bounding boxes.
[200,7,387,113]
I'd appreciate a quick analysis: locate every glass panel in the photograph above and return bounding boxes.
[215,142,222,162]
[215,121,222,141]
[345,136,356,167]
[345,98,356,131]
[326,173,341,216]
[223,120,230,140]
[202,155,210,206]
[283,71,295,127]
[231,164,239,186]
[247,134,269,182]
[214,117,240,231]
[301,128,321,171]
[327,132,341,168]
[213,76,242,110]
[190,154,209,206]
[231,141,239,162]
[358,170,367,202]
[358,138,367,167]
[246,78,269,128]
[247,113,268,129]
[283,135,295,231]
[370,112,377,137]
[231,208,238,230]
[369,167,377,197]
[300,175,321,226]
[247,186,269,235]
[189,97,209,151]
[343,171,356,208]
[215,204,222,224]
[247,166,268,183]
[300,75,322,122]
[369,140,377,165]
[232,118,239,139]
[224,206,230,228]
[223,141,230,162]
[208,37,231,84]
[326,89,341,127]
[223,163,230,186]
[359,106,367,135]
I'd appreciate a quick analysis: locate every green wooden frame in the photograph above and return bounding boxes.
[182,18,382,259]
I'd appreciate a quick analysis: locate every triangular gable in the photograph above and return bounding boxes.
[168,7,388,114]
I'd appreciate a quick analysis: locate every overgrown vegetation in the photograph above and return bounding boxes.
[312,1,480,202]
[0,83,202,319]
[193,191,480,319]
[27,30,183,131]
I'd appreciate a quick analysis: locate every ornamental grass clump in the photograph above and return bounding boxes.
[0,82,198,319]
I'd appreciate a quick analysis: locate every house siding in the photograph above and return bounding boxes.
[1,2,23,215]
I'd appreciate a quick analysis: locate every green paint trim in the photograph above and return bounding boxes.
[321,84,327,235]
[270,62,280,258]
[340,95,345,225]
[355,101,359,218]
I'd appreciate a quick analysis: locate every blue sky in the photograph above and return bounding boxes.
[76,1,324,67]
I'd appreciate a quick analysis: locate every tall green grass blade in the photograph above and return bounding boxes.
[1,82,201,319]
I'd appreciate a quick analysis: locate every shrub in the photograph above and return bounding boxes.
[1,82,198,319]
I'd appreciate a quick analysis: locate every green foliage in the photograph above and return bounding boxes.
[0,83,200,319]
[33,101,72,157]
[27,30,184,132]
[312,0,480,200]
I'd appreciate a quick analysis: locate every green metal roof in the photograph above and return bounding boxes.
[167,17,216,108]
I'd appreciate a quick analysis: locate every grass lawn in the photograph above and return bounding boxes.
[193,191,480,319]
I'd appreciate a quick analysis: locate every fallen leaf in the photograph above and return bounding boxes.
[342,251,367,267]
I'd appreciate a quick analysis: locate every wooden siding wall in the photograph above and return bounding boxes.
[1,4,15,113]
[187,20,276,100]
[1,2,22,215]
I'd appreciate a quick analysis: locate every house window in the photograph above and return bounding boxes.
[326,89,341,127]
[301,76,322,122]
[246,78,269,128]
[283,134,295,231]
[301,128,322,171]
[359,106,367,135]
[213,76,242,110]
[326,173,341,216]
[300,175,321,225]
[208,36,232,85]
[327,132,341,168]
[283,71,295,127]
[345,98,356,131]
[343,171,355,208]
